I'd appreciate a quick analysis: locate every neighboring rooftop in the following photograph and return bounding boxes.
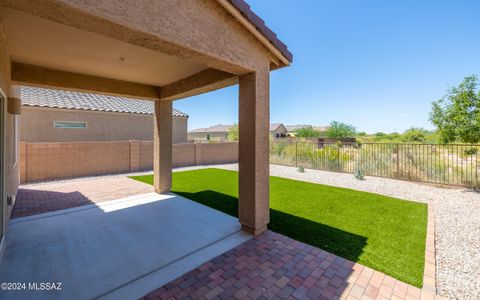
[313,126,330,132]
[190,124,233,133]
[20,86,188,117]
[190,123,285,133]
[285,124,330,132]
[270,123,287,131]
[285,124,313,132]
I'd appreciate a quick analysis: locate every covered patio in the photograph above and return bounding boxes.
[0,0,293,299]
[1,0,292,235]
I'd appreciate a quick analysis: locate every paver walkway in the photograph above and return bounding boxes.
[12,176,153,218]
[142,231,423,300]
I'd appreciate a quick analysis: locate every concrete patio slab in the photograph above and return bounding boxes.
[0,193,251,300]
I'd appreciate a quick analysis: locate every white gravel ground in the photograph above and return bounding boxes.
[21,164,480,299]
[177,163,480,300]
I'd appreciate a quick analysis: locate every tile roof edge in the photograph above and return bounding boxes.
[223,0,293,63]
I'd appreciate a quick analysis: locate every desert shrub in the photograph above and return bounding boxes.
[294,128,321,138]
[326,121,356,138]
[354,167,365,180]
[403,127,429,143]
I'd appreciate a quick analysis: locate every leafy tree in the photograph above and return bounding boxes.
[375,132,386,137]
[403,127,429,142]
[389,132,401,140]
[356,131,367,136]
[227,123,239,141]
[294,127,320,138]
[326,121,356,138]
[430,75,480,143]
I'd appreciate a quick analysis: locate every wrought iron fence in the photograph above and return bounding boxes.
[270,141,480,187]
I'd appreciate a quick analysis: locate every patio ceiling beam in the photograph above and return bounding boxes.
[11,63,159,100]
[1,0,254,75]
[159,69,238,101]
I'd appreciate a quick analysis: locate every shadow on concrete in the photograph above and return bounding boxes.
[172,189,367,263]
[138,189,369,299]
[2,193,249,300]
[11,189,94,219]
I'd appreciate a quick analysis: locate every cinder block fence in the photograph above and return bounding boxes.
[19,141,238,183]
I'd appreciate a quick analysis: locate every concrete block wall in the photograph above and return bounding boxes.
[139,141,154,171]
[195,142,239,165]
[173,143,196,167]
[129,140,141,172]
[19,141,238,183]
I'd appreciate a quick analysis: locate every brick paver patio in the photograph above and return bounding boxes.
[12,176,153,218]
[11,173,437,299]
[142,231,423,300]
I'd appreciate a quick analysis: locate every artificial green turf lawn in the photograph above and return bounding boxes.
[130,168,427,287]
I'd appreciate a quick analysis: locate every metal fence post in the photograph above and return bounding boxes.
[338,144,341,172]
[396,143,400,178]
[295,142,298,167]
[476,150,479,188]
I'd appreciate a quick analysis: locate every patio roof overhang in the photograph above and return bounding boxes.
[0,0,292,236]
[1,0,291,100]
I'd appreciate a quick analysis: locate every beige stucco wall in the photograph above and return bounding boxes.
[172,116,188,144]
[19,141,238,183]
[0,18,18,224]
[20,107,188,144]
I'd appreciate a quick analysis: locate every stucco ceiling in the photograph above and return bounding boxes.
[1,8,208,86]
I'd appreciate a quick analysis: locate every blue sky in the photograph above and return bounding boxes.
[174,0,480,134]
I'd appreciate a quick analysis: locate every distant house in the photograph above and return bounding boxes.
[188,124,232,141]
[285,124,313,132]
[285,124,330,137]
[189,123,287,141]
[19,86,189,144]
[313,125,330,132]
[285,124,312,135]
[270,123,288,138]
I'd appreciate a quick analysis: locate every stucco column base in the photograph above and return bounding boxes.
[154,100,172,194]
[238,68,270,237]
[241,224,268,236]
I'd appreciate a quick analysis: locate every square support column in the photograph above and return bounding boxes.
[154,100,172,193]
[238,69,270,236]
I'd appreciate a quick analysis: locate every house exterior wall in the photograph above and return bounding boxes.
[172,116,188,144]
[19,107,188,144]
[0,18,18,226]
[19,141,238,183]
[188,125,288,141]
[271,125,287,138]
[187,131,229,141]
